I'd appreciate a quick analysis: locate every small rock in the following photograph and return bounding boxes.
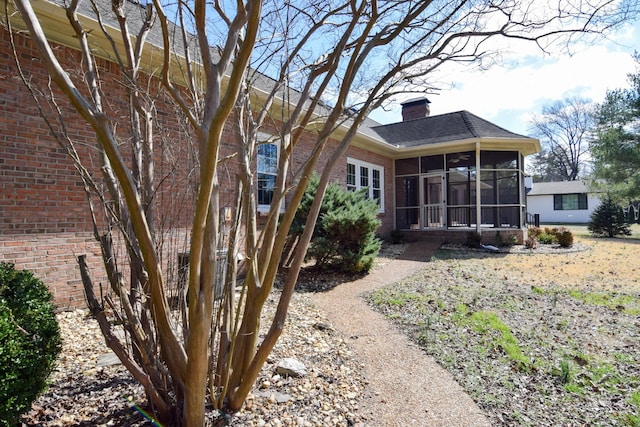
[276,358,307,377]
[313,322,332,331]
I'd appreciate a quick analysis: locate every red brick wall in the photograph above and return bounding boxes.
[0,28,196,308]
[0,232,103,310]
[1,27,397,309]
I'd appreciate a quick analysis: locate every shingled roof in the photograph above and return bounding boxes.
[369,110,529,148]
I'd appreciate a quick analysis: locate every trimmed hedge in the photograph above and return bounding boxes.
[0,263,61,427]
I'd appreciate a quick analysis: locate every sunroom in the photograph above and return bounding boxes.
[370,104,540,242]
[395,149,527,233]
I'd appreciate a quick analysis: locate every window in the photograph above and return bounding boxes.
[346,158,384,211]
[554,194,588,210]
[257,141,279,211]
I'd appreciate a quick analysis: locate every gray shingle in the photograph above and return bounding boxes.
[369,110,529,147]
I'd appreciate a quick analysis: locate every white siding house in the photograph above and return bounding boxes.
[526,181,601,224]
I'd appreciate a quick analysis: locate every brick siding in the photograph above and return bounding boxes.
[1,27,395,309]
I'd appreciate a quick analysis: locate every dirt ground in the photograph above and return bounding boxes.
[369,226,640,426]
[489,225,640,293]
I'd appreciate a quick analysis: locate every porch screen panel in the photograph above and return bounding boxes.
[395,176,419,229]
[421,154,444,173]
[478,150,522,228]
[480,151,518,169]
[447,162,476,227]
[396,157,419,175]
[481,206,520,227]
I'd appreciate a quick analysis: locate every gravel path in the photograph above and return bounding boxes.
[310,242,491,427]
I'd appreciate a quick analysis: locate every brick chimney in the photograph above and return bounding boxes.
[401,97,431,121]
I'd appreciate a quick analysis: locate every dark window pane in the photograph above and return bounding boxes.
[480,151,518,169]
[373,169,380,188]
[554,194,562,210]
[258,173,276,205]
[421,155,444,173]
[396,208,420,230]
[360,166,369,188]
[347,163,356,188]
[579,194,588,210]
[396,176,418,207]
[446,151,475,169]
[395,157,419,175]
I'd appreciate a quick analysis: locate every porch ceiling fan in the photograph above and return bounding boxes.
[448,153,471,164]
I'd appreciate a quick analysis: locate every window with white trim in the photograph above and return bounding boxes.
[346,157,384,212]
[257,140,280,212]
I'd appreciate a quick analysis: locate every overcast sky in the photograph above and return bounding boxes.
[369,19,640,137]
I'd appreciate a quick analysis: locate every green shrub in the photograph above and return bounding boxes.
[554,227,574,248]
[297,174,382,273]
[527,227,542,238]
[0,263,61,427]
[588,197,632,238]
[537,232,556,244]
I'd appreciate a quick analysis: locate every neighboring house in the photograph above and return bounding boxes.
[0,1,540,308]
[526,180,601,224]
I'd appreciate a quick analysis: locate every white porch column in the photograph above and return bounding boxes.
[475,141,481,233]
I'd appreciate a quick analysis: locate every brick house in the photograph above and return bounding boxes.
[0,0,540,309]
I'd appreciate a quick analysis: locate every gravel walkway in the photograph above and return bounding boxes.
[311,242,491,427]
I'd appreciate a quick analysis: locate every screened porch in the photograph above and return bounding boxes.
[395,150,526,232]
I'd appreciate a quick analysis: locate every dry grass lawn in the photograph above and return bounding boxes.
[500,224,640,293]
[368,224,640,426]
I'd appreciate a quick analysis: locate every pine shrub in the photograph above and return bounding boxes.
[627,205,636,224]
[0,263,61,427]
[296,175,382,273]
[588,197,632,237]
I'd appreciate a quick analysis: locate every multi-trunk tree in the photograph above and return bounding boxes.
[5,0,638,425]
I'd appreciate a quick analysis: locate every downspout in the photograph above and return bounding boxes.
[475,141,481,234]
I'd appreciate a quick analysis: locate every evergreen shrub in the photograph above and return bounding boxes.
[0,263,61,427]
[296,174,382,273]
[588,197,632,237]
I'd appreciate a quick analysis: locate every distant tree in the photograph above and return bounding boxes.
[591,54,640,202]
[527,98,595,182]
[588,197,631,237]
